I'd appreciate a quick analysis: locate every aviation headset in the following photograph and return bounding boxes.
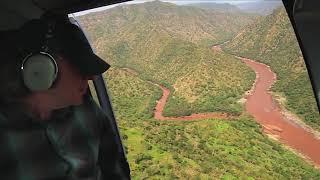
[20,20,59,92]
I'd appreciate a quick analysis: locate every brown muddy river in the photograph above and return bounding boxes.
[239,56,320,167]
[153,46,320,167]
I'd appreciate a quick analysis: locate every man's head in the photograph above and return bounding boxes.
[0,14,110,119]
[23,55,94,119]
[18,14,110,90]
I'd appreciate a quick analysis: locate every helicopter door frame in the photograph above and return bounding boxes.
[282,0,320,111]
[69,15,129,174]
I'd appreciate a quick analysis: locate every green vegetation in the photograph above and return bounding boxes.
[161,42,255,116]
[81,1,320,178]
[78,1,257,46]
[103,68,162,121]
[103,67,320,179]
[78,1,257,116]
[223,7,320,131]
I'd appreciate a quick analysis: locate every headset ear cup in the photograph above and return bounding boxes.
[22,53,58,91]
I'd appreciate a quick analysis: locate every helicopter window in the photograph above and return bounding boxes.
[72,0,320,178]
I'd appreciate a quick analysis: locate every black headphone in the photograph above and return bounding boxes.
[20,19,59,92]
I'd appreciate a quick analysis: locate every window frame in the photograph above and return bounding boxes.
[69,16,129,171]
[283,0,320,111]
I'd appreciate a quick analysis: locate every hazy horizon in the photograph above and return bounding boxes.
[72,0,282,16]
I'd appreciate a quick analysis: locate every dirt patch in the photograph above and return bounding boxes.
[212,45,222,52]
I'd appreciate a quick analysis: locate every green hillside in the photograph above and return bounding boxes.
[103,68,162,121]
[101,67,320,179]
[223,7,320,130]
[82,1,320,178]
[184,2,242,13]
[162,44,255,116]
[78,1,257,116]
[78,1,257,46]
